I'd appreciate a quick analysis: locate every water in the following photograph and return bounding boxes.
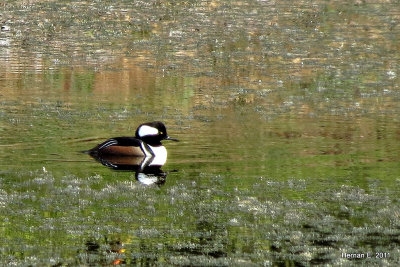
[1,0,400,266]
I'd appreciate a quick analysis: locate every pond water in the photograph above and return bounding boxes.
[1,0,400,266]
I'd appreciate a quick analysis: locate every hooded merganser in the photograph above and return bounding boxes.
[87,121,178,162]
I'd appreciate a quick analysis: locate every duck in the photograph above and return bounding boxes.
[87,121,178,162]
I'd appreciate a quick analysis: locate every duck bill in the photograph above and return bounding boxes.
[165,136,179,142]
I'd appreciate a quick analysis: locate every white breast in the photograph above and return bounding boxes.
[149,145,167,166]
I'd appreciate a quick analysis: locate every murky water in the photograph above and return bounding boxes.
[1,0,400,266]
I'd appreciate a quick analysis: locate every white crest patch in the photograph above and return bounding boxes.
[138,125,159,137]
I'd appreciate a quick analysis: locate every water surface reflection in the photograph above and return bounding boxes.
[89,153,169,186]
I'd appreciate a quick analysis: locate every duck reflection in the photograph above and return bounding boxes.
[89,153,169,185]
